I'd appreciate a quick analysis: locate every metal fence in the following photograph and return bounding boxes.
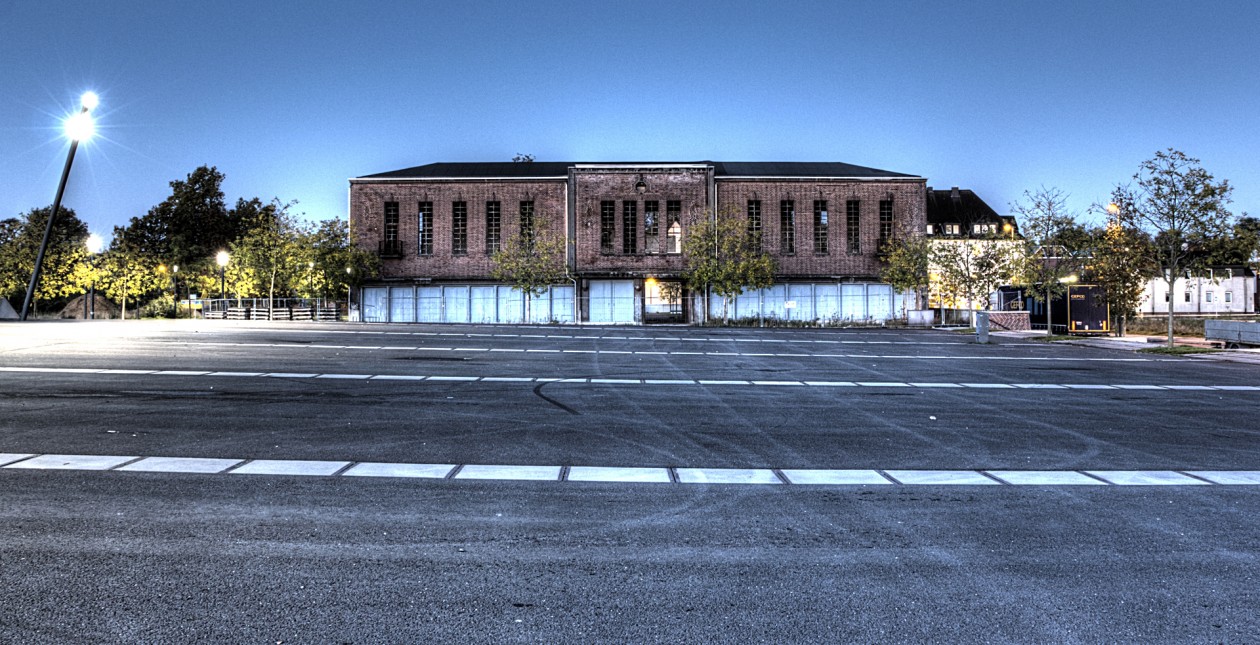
[200,298,346,321]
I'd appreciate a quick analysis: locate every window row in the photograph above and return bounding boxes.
[384,201,536,256]
[600,200,682,255]
[750,199,894,255]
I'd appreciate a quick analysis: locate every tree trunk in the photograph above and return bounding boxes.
[1164,274,1175,348]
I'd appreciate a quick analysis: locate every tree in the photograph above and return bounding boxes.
[119,166,243,282]
[681,207,776,323]
[0,206,90,315]
[299,217,379,303]
[879,223,932,317]
[1086,202,1156,336]
[512,153,536,163]
[930,236,1022,323]
[1010,187,1083,332]
[95,227,168,320]
[229,199,301,312]
[490,222,567,322]
[1122,149,1235,346]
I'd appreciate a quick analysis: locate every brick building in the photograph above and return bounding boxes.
[349,161,927,324]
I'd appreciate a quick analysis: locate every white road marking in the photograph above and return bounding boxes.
[781,469,891,485]
[0,453,35,467]
[342,463,456,478]
[229,460,350,476]
[455,464,562,481]
[1186,471,1260,485]
[118,457,243,474]
[5,454,138,470]
[675,468,781,485]
[985,470,1107,486]
[1084,471,1212,486]
[884,470,1000,485]
[567,466,672,483]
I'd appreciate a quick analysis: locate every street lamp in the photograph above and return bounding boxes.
[216,250,229,300]
[171,264,179,318]
[21,92,98,321]
[345,266,353,319]
[85,233,104,319]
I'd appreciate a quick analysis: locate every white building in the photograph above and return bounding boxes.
[1140,267,1257,316]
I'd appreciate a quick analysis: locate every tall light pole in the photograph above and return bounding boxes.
[21,92,99,321]
[171,264,179,318]
[216,250,229,300]
[85,233,104,319]
[345,266,353,319]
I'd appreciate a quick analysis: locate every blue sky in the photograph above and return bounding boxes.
[2,0,1256,242]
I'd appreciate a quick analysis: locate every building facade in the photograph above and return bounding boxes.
[1139,267,1258,316]
[349,161,927,324]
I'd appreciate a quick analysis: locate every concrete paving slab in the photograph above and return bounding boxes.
[885,470,1000,485]
[5,454,137,470]
[0,453,35,466]
[454,464,562,481]
[1085,470,1211,485]
[567,466,672,483]
[780,469,891,485]
[675,468,781,484]
[342,463,457,478]
[1182,471,1260,485]
[229,460,350,476]
[986,470,1107,485]
[118,457,244,474]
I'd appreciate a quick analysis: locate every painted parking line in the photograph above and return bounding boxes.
[229,460,350,476]
[118,457,243,474]
[1084,471,1212,486]
[1,365,1256,393]
[6,454,138,470]
[884,470,1000,485]
[5,454,1260,486]
[675,468,781,485]
[342,462,456,478]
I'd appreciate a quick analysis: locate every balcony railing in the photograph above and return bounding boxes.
[378,239,404,257]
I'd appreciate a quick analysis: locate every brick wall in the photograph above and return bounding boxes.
[350,180,566,281]
[716,179,926,280]
[573,167,709,277]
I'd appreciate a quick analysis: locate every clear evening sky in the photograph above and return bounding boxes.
[2,1,1256,243]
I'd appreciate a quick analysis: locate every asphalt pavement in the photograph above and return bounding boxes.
[1,320,1257,643]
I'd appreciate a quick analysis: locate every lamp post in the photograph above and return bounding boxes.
[21,92,99,321]
[345,266,353,319]
[85,233,103,319]
[216,250,229,301]
[171,264,179,318]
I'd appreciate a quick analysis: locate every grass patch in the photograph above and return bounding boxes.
[1137,346,1221,355]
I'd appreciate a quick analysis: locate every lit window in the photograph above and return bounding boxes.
[666,220,681,254]
[925,224,934,235]
[944,223,960,236]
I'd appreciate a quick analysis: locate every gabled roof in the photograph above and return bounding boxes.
[926,187,1017,231]
[357,161,920,180]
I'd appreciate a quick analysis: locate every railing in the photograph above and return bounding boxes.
[201,298,346,322]
[378,239,404,257]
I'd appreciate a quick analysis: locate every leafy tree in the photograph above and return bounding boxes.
[930,236,1022,323]
[0,206,90,316]
[879,223,932,317]
[119,166,243,279]
[1086,203,1157,336]
[1121,149,1235,346]
[298,217,380,304]
[229,199,301,312]
[95,227,168,319]
[490,222,567,322]
[1202,215,1260,266]
[1010,187,1083,331]
[681,207,776,323]
[512,153,536,163]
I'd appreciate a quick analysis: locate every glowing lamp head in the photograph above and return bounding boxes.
[86,233,105,254]
[1106,203,1120,215]
[216,250,230,267]
[80,92,100,111]
[64,111,95,142]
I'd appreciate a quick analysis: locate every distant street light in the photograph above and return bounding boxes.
[216,250,229,299]
[172,264,179,318]
[21,92,99,321]
[85,233,104,319]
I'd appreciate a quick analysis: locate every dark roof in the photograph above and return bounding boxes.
[358,161,918,180]
[926,187,1013,228]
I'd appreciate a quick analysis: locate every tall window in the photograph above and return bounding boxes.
[485,201,501,254]
[747,200,762,252]
[519,200,535,247]
[879,200,894,249]
[417,201,433,256]
[384,202,399,241]
[780,200,795,254]
[452,201,467,255]
[622,201,638,254]
[666,200,682,254]
[644,200,659,253]
[846,200,861,254]
[600,201,616,253]
[813,200,828,254]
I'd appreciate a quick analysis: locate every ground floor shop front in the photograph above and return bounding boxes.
[359,280,901,325]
